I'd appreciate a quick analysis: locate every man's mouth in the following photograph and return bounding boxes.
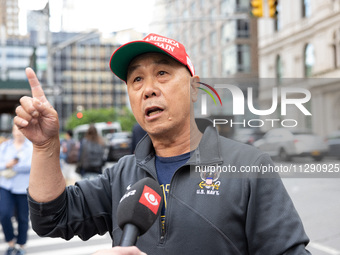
[145,107,164,117]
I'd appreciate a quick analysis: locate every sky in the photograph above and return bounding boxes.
[18,0,156,34]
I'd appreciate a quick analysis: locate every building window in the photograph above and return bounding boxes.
[190,2,196,14]
[304,43,314,77]
[210,8,217,25]
[167,23,173,36]
[201,60,209,78]
[237,44,250,72]
[222,44,250,75]
[200,0,205,8]
[221,0,235,14]
[211,55,218,77]
[200,38,207,53]
[221,22,235,43]
[274,2,280,32]
[302,0,311,18]
[183,9,189,18]
[276,55,282,82]
[236,0,250,12]
[210,31,217,47]
[223,47,235,76]
[332,30,339,69]
[236,19,250,38]
[191,43,198,58]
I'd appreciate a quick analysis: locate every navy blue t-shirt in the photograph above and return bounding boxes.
[155,152,191,229]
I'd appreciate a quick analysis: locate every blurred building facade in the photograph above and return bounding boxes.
[0,0,141,132]
[0,0,30,132]
[49,31,128,128]
[0,0,20,37]
[258,0,340,136]
[0,29,131,130]
[152,0,258,79]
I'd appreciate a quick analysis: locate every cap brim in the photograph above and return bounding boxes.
[110,41,171,82]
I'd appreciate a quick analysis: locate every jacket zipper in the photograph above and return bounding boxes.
[160,224,166,243]
[156,157,204,244]
[138,150,205,245]
[158,163,186,245]
[137,164,167,244]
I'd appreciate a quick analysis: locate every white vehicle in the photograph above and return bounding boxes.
[254,128,329,161]
[73,122,122,142]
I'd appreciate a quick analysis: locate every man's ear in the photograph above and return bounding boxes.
[190,76,200,102]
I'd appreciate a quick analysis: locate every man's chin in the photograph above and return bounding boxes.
[147,126,175,139]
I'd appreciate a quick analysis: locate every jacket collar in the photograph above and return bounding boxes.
[135,118,223,167]
[187,125,223,165]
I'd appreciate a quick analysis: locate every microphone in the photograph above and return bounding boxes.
[117,177,163,247]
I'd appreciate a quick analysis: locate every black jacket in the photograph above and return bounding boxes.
[28,125,310,254]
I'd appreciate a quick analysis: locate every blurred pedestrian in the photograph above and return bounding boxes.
[0,135,8,145]
[76,124,105,180]
[60,130,80,185]
[0,125,33,255]
[130,123,146,154]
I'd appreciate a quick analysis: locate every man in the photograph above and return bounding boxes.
[60,130,80,185]
[0,124,33,255]
[14,33,311,254]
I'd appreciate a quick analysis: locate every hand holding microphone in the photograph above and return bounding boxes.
[5,157,19,168]
[91,246,147,255]
[92,178,161,254]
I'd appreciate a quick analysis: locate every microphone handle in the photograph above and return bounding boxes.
[119,223,140,247]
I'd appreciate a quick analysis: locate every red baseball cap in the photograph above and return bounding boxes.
[109,33,195,82]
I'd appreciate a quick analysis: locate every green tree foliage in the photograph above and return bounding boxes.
[118,107,137,132]
[65,107,136,132]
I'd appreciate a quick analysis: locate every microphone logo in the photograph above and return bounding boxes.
[139,185,161,215]
[144,193,159,206]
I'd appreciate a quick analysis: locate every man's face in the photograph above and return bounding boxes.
[126,53,197,138]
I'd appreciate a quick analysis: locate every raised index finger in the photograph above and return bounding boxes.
[25,67,48,103]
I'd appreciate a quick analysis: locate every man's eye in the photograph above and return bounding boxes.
[133,76,142,82]
[158,71,166,76]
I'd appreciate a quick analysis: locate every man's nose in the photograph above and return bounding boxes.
[143,78,160,99]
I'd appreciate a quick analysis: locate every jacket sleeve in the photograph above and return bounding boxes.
[245,154,311,255]
[28,168,113,241]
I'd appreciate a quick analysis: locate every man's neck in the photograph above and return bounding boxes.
[150,123,202,157]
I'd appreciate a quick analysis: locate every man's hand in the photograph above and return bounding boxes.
[5,158,19,169]
[14,67,59,146]
[13,67,65,203]
[92,246,147,255]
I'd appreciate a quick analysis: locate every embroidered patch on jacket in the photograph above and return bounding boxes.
[196,167,221,196]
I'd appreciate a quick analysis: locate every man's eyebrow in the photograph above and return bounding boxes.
[127,58,174,76]
[127,64,141,75]
[154,58,172,65]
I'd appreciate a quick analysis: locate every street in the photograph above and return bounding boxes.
[0,228,112,255]
[278,157,340,255]
[0,158,339,255]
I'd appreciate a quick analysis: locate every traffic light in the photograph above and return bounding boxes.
[76,105,84,119]
[268,0,278,18]
[76,112,83,119]
[251,0,263,17]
